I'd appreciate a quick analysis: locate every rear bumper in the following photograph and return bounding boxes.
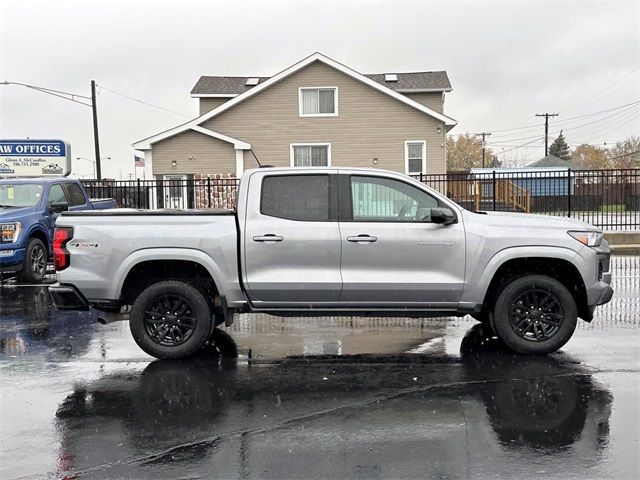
[49,283,90,310]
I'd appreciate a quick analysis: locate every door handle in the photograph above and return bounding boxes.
[253,234,284,242]
[347,234,377,243]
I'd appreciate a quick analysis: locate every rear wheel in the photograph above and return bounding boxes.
[492,275,577,354]
[18,238,47,283]
[129,280,213,359]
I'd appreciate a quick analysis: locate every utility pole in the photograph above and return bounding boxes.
[535,112,559,156]
[91,80,102,179]
[475,132,492,168]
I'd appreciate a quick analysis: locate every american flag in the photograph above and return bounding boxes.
[134,155,144,167]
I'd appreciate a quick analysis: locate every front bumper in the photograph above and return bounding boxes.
[586,245,614,308]
[0,247,26,272]
[49,283,90,311]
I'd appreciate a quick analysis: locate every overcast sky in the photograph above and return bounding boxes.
[1,0,638,178]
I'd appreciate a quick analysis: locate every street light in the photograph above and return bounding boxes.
[1,80,103,178]
[77,156,110,179]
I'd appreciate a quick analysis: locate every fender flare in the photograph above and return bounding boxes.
[469,245,583,303]
[114,248,227,299]
[22,224,51,253]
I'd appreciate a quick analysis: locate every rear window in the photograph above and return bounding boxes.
[260,175,330,221]
[65,183,86,206]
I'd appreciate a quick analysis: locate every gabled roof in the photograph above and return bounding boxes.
[191,76,269,96]
[365,71,451,92]
[134,53,457,150]
[191,71,451,96]
[529,154,580,169]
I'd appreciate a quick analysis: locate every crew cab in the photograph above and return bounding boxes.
[0,178,116,282]
[49,168,613,359]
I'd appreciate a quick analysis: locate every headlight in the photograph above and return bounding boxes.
[568,230,603,248]
[1,223,22,243]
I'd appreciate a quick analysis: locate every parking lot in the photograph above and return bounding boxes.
[0,256,638,479]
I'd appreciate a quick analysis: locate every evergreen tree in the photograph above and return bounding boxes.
[548,130,571,160]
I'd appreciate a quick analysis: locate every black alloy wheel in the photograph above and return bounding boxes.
[510,289,563,342]
[130,280,213,359]
[492,275,577,354]
[143,294,197,346]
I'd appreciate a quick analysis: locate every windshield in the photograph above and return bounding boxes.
[0,183,44,207]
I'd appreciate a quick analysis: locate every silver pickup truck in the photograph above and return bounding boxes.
[49,167,613,359]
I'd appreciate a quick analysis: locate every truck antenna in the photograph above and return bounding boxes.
[249,149,262,167]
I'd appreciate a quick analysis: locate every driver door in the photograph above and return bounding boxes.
[338,174,465,307]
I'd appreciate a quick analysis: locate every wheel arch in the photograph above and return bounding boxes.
[476,247,590,322]
[116,249,226,305]
[23,226,50,255]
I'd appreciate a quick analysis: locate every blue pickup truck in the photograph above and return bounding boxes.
[0,178,116,282]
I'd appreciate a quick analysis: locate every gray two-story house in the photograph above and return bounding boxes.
[133,52,457,206]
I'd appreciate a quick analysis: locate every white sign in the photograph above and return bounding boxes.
[0,139,71,177]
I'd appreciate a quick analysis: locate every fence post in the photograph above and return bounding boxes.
[136,178,141,209]
[567,168,572,218]
[207,177,212,208]
[492,170,496,211]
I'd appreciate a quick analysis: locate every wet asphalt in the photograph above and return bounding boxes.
[0,257,639,479]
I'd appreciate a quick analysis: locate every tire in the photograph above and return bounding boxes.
[492,275,577,354]
[18,237,47,283]
[129,280,213,359]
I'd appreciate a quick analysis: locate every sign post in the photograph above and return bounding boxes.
[0,140,71,177]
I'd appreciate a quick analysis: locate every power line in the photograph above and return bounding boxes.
[609,149,640,160]
[1,80,92,106]
[96,84,191,118]
[484,103,640,145]
[488,100,640,138]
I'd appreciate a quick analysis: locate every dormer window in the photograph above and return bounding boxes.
[299,87,338,117]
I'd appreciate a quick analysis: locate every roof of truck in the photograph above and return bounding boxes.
[0,177,79,184]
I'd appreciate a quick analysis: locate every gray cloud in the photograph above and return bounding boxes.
[1,0,638,177]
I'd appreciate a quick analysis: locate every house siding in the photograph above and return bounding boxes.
[152,130,236,175]
[200,61,447,174]
[403,92,443,113]
[199,97,231,115]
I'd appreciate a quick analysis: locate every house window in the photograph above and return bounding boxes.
[291,143,331,167]
[299,87,338,116]
[405,141,426,175]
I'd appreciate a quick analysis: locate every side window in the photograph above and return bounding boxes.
[47,184,68,206]
[65,183,87,206]
[261,175,331,221]
[350,176,439,222]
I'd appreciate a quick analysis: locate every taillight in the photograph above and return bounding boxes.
[53,227,73,271]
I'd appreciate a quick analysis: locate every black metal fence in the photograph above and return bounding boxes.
[82,168,640,230]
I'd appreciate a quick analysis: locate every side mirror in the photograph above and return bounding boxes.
[50,202,69,214]
[430,207,457,225]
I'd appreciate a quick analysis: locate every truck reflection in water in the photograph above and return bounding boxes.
[55,325,612,479]
[0,286,95,360]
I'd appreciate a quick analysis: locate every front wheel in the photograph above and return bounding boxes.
[129,281,213,359]
[492,275,577,354]
[18,238,47,283]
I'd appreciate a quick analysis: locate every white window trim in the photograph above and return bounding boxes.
[298,87,339,117]
[405,140,427,175]
[290,143,332,167]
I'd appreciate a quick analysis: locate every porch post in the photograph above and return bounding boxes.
[235,149,244,178]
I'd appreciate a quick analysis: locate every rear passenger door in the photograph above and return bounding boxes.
[243,171,342,306]
[63,182,89,210]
